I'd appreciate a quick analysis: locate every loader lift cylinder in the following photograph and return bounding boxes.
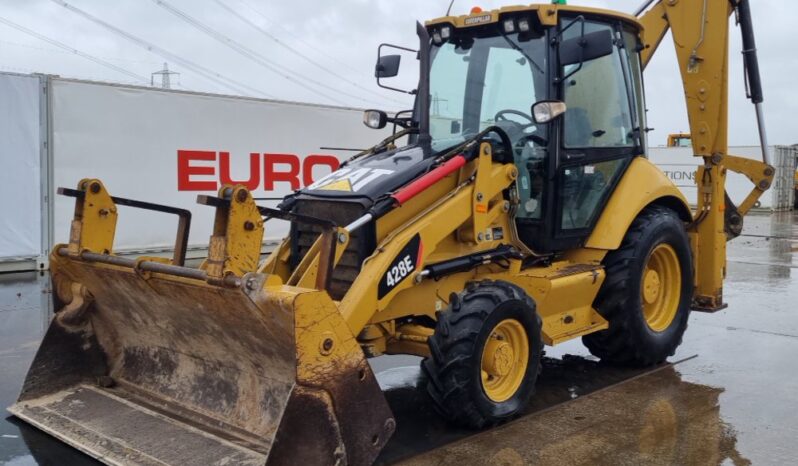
[347,154,469,232]
[347,126,511,233]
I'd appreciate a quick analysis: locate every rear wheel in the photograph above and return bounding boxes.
[583,205,693,366]
[422,280,542,428]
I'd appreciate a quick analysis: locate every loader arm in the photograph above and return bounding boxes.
[637,0,774,310]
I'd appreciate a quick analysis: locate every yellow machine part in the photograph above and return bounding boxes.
[666,133,692,148]
[425,3,641,30]
[586,157,691,251]
[9,255,393,465]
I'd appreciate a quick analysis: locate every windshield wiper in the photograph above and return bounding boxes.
[501,33,544,74]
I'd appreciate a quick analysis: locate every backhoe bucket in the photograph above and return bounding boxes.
[9,252,395,465]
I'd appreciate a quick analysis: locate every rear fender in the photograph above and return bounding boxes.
[585,157,692,251]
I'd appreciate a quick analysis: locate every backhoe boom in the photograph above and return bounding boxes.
[637,0,774,310]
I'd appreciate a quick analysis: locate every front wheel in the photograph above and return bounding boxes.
[583,205,693,366]
[422,280,542,429]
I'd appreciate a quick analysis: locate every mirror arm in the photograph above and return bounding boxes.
[554,15,586,84]
[376,43,417,94]
[390,111,414,135]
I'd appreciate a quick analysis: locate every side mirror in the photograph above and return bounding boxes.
[559,29,614,67]
[376,43,417,94]
[375,54,401,78]
[532,101,567,124]
[363,109,388,129]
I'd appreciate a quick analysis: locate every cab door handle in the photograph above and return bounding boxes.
[564,153,586,161]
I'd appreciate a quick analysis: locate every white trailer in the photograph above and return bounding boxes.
[1,72,389,272]
[0,73,48,272]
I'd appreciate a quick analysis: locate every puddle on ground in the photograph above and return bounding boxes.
[375,355,661,465]
[400,365,750,466]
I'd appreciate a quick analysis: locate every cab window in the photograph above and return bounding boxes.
[561,21,635,148]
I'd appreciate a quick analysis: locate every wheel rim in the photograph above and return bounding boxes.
[641,244,681,332]
[480,318,529,403]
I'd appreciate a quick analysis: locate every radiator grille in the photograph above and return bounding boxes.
[291,200,373,300]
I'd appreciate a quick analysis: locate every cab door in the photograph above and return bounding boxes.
[549,19,646,251]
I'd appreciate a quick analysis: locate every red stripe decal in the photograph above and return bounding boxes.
[392,155,466,205]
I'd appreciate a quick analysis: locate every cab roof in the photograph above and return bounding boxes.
[425,3,642,31]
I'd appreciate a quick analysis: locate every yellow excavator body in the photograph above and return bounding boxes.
[9,1,775,464]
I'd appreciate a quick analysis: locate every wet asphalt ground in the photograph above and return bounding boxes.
[1,211,796,465]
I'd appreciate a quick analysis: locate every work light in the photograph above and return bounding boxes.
[518,18,531,32]
[363,109,388,129]
[503,18,515,33]
[440,25,452,40]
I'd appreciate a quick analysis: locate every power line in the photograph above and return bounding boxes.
[0,39,162,66]
[0,15,148,83]
[49,0,273,98]
[152,0,391,107]
[236,0,362,76]
[151,0,348,105]
[0,64,143,85]
[214,0,404,106]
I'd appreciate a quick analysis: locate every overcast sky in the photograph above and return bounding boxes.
[0,0,794,147]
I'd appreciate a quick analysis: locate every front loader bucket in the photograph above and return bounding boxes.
[9,252,395,465]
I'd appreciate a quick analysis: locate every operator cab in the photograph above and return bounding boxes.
[373,6,647,254]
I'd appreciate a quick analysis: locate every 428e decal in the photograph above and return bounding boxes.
[378,234,423,299]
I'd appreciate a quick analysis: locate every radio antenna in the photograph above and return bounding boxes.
[446,0,456,15]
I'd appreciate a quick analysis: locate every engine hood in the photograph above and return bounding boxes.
[299,144,436,203]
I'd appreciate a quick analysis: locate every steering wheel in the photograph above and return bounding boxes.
[494,109,548,147]
[495,109,535,128]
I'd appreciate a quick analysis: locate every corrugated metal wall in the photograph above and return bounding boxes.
[773,146,797,210]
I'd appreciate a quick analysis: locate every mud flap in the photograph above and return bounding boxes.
[8,255,395,465]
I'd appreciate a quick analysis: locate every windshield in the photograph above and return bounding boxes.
[426,31,549,152]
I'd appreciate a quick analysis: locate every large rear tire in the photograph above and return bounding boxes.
[583,205,693,366]
[422,280,542,429]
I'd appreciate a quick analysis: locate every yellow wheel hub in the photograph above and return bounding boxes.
[480,319,529,402]
[643,269,661,304]
[641,244,681,332]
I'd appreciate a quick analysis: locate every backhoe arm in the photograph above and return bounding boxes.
[636,0,774,311]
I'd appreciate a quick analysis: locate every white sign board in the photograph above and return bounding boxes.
[51,79,386,252]
[648,146,775,209]
[0,73,42,261]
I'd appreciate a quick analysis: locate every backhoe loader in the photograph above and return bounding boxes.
[10,1,774,464]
